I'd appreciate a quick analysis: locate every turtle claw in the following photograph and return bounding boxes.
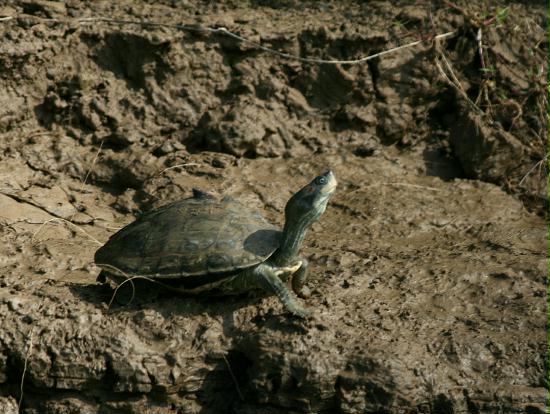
[289,304,312,319]
[296,286,311,299]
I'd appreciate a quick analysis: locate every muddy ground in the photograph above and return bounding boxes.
[0,1,548,413]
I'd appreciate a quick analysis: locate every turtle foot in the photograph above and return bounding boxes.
[295,285,311,299]
[288,304,312,319]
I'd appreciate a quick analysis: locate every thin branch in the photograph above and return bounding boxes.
[18,326,36,408]
[69,139,104,223]
[518,151,549,187]
[223,354,245,401]
[2,14,455,66]
[215,26,455,65]
[476,28,486,71]
[155,163,201,176]
[32,218,103,246]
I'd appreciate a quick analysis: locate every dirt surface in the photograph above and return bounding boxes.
[0,1,548,413]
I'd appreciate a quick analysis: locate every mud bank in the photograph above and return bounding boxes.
[0,1,548,413]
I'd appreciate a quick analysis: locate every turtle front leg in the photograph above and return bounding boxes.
[291,257,311,299]
[254,263,311,318]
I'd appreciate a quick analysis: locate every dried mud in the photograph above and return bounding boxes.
[0,1,548,413]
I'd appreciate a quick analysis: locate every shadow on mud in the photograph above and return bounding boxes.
[67,277,310,334]
[68,279,310,413]
[71,278,246,315]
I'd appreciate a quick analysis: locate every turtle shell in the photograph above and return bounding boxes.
[94,193,281,280]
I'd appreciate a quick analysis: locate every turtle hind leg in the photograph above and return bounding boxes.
[254,263,311,318]
[96,270,108,283]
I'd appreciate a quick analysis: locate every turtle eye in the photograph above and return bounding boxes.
[316,176,327,185]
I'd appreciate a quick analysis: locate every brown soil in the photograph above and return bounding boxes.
[0,1,548,413]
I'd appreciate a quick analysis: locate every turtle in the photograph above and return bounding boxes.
[94,170,337,317]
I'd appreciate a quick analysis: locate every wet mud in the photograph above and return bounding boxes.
[0,1,548,413]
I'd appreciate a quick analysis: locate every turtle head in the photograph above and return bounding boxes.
[271,170,337,265]
[285,170,337,225]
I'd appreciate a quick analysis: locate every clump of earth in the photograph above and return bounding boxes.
[0,1,548,413]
